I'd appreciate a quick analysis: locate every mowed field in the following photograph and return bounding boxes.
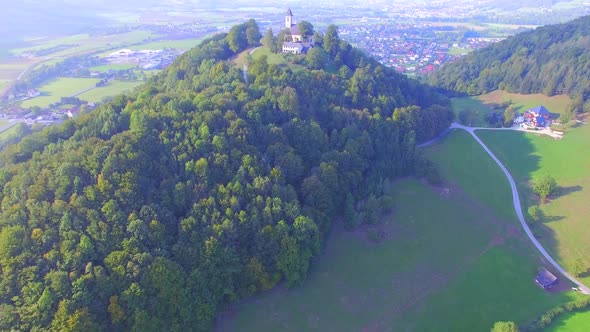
[0,59,36,94]
[546,310,590,332]
[217,130,577,331]
[234,47,306,73]
[478,119,590,287]
[89,64,135,72]
[78,80,143,103]
[128,38,203,51]
[20,77,100,108]
[452,90,572,127]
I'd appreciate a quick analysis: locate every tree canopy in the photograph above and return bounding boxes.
[298,20,314,37]
[491,321,520,332]
[429,15,590,104]
[0,20,451,331]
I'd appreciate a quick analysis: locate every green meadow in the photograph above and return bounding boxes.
[478,121,590,287]
[128,38,203,51]
[78,80,143,103]
[217,131,577,331]
[20,77,100,108]
[89,64,135,72]
[451,90,572,127]
[546,310,590,332]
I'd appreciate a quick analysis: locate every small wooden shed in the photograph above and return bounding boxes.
[535,268,558,290]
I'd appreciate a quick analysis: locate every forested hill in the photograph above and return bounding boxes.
[428,15,590,102]
[0,20,451,331]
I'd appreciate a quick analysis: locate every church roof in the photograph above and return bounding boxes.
[290,24,300,35]
[287,8,293,16]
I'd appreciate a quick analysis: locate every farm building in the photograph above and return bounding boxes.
[529,105,551,118]
[524,106,552,127]
[535,268,558,290]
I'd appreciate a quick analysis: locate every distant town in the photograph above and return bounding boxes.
[1,0,589,135]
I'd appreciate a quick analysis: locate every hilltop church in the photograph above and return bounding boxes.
[282,9,315,54]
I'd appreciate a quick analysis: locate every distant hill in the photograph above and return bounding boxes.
[0,21,451,331]
[428,15,590,105]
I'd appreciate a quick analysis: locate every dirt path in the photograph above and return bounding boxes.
[421,122,590,294]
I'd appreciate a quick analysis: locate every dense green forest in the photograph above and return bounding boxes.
[428,15,590,112]
[0,20,451,331]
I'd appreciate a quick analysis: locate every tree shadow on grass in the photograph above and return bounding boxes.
[556,185,583,198]
[476,130,583,279]
[542,215,565,223]
[578,268,590,279]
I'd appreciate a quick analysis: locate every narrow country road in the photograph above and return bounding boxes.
[422,122,590,294]
[0,121,18,134]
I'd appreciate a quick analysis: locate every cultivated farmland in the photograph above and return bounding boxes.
[20,77,100,108]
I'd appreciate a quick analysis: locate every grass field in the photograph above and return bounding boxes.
[11,30,158,58]
[233,47,287,67]
[0,59,35,82]
[546,310,590,331]
[451,96,494,127]
[251,47,289,66]
[234,46,306,74]
[0,123,26,148]
[78,80,143,103]
[478,120,590,287]
[448,47,472,55]
[452,90,573,127]
[479,91,572,116]
[89,64,135,72]
[217,130,577,331]
[20,77,100,108]
[128,38,203,51]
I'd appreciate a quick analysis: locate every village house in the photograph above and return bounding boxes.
[282,9,314,54]
[524,105,552,127]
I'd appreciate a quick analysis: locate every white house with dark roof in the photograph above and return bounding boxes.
[524,105,552,127]
[282,9,314,54]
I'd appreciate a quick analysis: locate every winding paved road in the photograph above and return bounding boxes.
[422,123,590,294]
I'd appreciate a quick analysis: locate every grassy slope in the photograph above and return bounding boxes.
[451,96,494,127]
[428,129,515,220]
[217,130,575,331]
[234,46,305,73]
[0,124,25,147]
[20,77,100,108]
[78,80,143,103]
[478,122,590,287]
[546,310,590,332]
[452,90,572,127]
[479,90,572,115]
[89,64,135,72]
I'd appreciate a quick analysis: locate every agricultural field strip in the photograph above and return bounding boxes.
[422,122,590,294]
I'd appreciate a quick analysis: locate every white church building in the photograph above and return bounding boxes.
[282,9,314,54]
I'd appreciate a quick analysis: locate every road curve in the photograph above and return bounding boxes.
[423,123,590,294]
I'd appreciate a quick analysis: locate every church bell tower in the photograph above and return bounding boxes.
[286,8,294,28]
